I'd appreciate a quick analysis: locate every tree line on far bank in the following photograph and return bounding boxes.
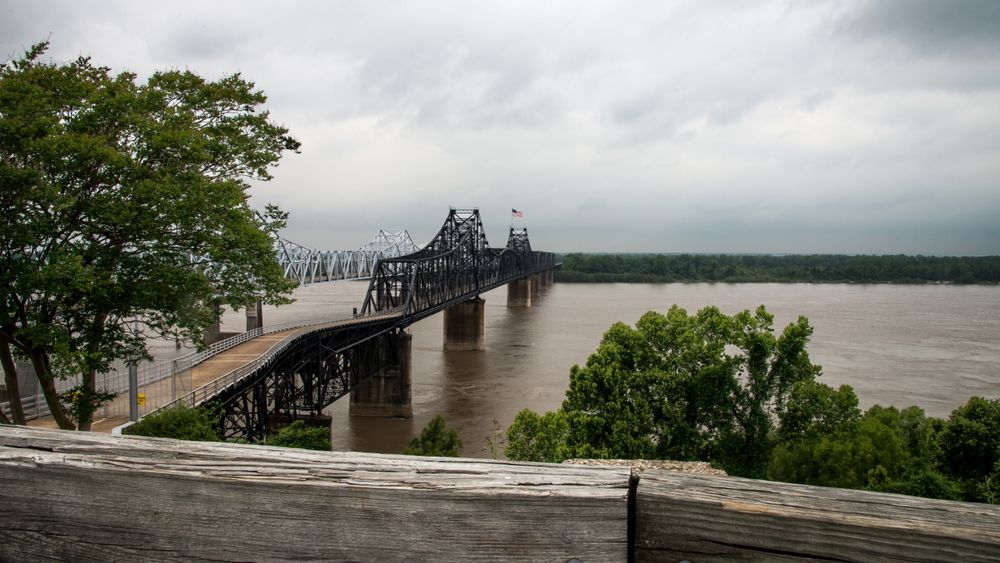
[504,305,999,504]
[556,253,1000,284]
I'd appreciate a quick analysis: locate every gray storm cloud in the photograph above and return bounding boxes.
[3,0,999,254]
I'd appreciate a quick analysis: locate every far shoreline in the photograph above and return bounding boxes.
[554,253,1000,285]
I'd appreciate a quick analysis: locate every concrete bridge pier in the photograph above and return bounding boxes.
[204,300,239,345]
[350,332,413,418]
[530,273,542,297]
[246,300,263,331]
[507,277,532,307]
[444,297,486,350]
[204,318,223,345]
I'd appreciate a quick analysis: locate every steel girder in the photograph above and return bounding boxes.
[210,208,555,440]
[360,208,555,320]
[211,321,404,441]
[275,230,420,286]
[506,228,532,253]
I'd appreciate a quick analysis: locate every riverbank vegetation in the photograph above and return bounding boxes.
[505,305,1000,504]
[127,405,331,450]
[556,253,1000,284]
[264,420,331,451]
[403,414,463,457]
[127,404,220,442]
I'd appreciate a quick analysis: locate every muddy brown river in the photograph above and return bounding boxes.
[214,281,1000,458]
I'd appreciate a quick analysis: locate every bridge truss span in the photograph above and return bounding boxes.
[275,229,420,287]
[141,208,556,440]
[361,208,555,321]
[218,319,405,441]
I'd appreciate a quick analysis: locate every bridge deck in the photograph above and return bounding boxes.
[189,329,298,390]
[26,328,302,434]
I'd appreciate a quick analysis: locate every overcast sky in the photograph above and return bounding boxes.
[3,1,999,254]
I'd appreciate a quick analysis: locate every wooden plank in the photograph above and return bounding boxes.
[635,469,1000,562]
[0,426,630,562]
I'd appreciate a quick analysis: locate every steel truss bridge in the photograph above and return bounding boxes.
[276,230,420,286]
[154,209,555,440]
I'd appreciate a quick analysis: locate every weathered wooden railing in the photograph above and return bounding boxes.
[1,426,998,562]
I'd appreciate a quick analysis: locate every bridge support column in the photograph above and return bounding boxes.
[350,332,413,418]
[530,274,542,297]
[203,301,238,345]
[204,318,223,345]
[507,278,532,307]
[444,297,486,350]
[245,300,263,331]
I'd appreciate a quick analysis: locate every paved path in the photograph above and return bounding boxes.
[188,329,297,390]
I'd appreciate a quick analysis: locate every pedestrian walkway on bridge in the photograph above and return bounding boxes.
[27,328,302,434]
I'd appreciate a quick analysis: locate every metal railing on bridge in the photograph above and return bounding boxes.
[1,315,376,422]
[153,309,404,416]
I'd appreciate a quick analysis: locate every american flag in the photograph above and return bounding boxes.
[512,208,523,218]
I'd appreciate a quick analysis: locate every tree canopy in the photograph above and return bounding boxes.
[0,42,299,429]
[403,414,463,457]
[506,304,1000,504]
[507,304,820,477]
[125,404,221,442]
[264,420,332,451]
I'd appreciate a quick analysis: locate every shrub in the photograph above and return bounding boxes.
[404,414,462,457]
[265,420,331,451]
[126,404,220,442]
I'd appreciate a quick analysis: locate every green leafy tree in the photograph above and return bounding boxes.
[977,461,1000,504]
[125,404,220,442]
[59,384,116,426]
[265,420,331,451]
[937,396,1000,501]
[507,305,821,477]
[0,42,298,429]
[556,253,1000,284]
[403,414,462,457]
[767,381,865,486]
[774,380,862,442]
[880,407,959,500]
[506,409,572,462]
[868,462,962,501]
[769,399,964,500]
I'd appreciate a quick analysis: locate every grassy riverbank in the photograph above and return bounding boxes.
[555,253,1000,284]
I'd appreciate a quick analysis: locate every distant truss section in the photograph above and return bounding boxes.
[359,229,421,257]
[276,230,420,286]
